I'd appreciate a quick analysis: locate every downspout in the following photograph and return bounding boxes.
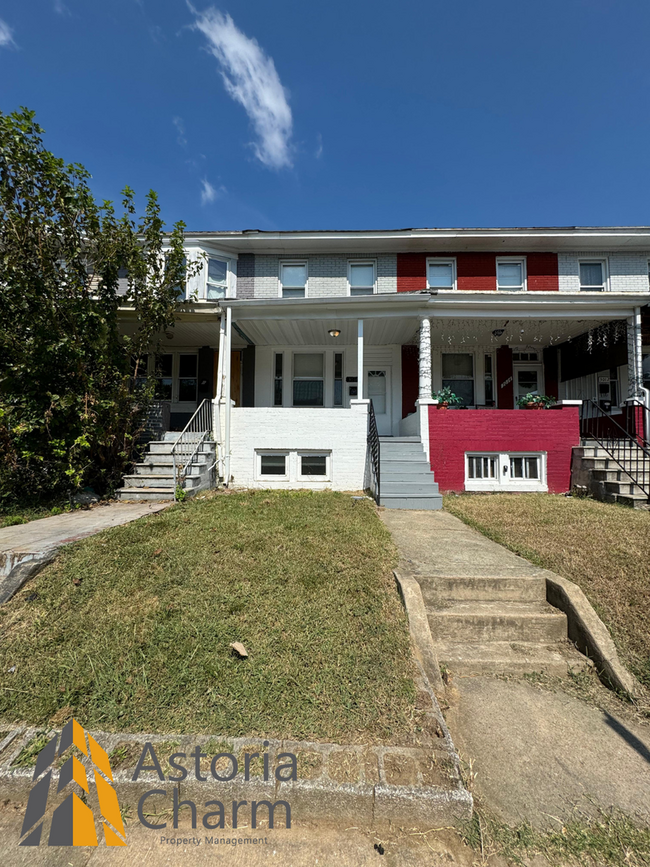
[634,307,650,437]
[224,306,232,486]
[215,312,226,479]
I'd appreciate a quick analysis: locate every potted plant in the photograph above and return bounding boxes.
[516,393,556,409]
[432,387,463,409]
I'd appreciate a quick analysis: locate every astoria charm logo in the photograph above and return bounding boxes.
[20,719,126,847]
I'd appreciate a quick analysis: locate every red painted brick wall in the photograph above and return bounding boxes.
[397,252,559,292]
[401,345,419,418]
[527,253,559,291]
[428,406,580,493]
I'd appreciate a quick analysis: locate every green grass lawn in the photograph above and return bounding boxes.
[444,493,650,690]
[0,491,418,742]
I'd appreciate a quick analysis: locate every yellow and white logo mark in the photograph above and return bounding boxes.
[20,719,126,847]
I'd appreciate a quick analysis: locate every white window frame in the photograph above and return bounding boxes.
[205,256,229,301]
[279,260,308,299]
[496,257,527,292]
[256,451,290,481]
[465,452,547,492]
[347,260,376,296]
[427,257,457,291]
[579,258,608,292]
[297,451,331,482]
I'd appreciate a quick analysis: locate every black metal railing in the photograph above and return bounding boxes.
[580,399,650,498]
[367,399,381,504]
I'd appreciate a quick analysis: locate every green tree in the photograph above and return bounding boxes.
[0,107,196,504]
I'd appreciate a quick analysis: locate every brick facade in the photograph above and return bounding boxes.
[428,405,581,493]
[396,252,558,292]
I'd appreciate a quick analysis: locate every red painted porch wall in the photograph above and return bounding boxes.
[396,252,559,292]
[428,406,580,493]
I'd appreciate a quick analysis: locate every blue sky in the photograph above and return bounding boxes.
[1,0,649,231]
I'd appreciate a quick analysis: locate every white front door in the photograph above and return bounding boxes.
[365,367,392,435]
[513,365,544,407]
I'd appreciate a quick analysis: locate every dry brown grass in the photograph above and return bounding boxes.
[444,493,650,689]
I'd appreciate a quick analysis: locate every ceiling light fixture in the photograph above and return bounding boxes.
[328,329,341,338]
[491,329,505,337]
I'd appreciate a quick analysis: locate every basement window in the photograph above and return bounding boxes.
[465,452,547,492]
[259,453,288,478]
[299,453,330,480]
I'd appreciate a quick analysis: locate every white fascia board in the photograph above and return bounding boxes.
[427,292,649,319]
[221,293,430,321]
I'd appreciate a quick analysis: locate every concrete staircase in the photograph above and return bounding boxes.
[572,440,650,508]
[115,432,216,502]
[379,437,442,510]
[421,574,589,677]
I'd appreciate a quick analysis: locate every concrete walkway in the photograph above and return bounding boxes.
[380,508,650,829]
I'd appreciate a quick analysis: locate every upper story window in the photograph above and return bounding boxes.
[280,262,307,298]
[579,260,607,291]
[497,258,526,291]
[427,258,456,290]
[348,261,376,296]
[206,257,228,300]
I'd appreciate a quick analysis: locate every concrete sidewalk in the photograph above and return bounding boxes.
[380,507,650,829]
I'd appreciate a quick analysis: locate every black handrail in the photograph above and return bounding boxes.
[580,399,650,498]
[367,399,381,504]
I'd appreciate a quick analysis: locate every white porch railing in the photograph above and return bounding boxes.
[171,399,213,500]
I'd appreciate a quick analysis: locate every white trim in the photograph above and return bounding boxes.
[465,451,548,492]
[578,257,609,292]
[426,257,457,291]
[347,259,377,296]
[297,451,332,482]
[279,260,309,299]
[496,256,527,292]
[256,450,290,482]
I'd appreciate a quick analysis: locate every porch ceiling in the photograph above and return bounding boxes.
[427,317,610,348]
[233,317,420,346]
[119,318,221,347]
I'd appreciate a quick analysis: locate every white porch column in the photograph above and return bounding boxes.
[418,317,432,400]
[357,319,364,399]
[224,307,233,485]
[416,317,434,461]
[627,308,644,400]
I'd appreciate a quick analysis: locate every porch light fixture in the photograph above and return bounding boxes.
[492,329,505,338]
[328,329,341,338]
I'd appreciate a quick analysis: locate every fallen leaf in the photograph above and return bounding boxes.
[72,578,81,586]
[230,642,249,658]
[153,548,163,556]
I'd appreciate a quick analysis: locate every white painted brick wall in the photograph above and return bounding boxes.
[558,252,650,293]
[229,404,368,490]
[249,254,397,298]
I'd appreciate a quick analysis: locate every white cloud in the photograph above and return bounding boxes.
[315,133,323,159]
[190,7,293,170]
[173,116,188,148]
[53,1,70,15]
[200,178,225,205]
[0,19,16,48]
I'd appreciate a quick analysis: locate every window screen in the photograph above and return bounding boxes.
[349,263,375,295]
[579,262,604,290]
[497,261,524,290]
[428,262,454,289]
[281,263,307,298]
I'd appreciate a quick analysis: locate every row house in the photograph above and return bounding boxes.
[116,227,650,508]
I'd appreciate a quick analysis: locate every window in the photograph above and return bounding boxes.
[467,455,497,479]
[497,258,526,291]
[579,260,606,291]
[348,261,375,296]
[280,262,307,298]
[293,353,324,406]
[512,352,538,362]
[442,353,474,406]
[465,452,547,491]
[274,353,283,406]
[259,453,288,477]
[334,353,343,406]
[427,259,456,290]
[178,354,198,402]
[484,355,494,406]
[206,257,228,299]
[299,453,329,478]
[154,354,173,400]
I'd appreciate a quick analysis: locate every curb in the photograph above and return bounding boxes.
[0,726,473,830]
[0,549,57,605]
[544,571,642,698]
[394,570,445,695]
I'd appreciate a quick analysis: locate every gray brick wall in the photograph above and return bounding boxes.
[558,252,649,293]
[236,254,398,298]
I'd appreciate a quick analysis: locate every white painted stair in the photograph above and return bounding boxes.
[379,437,442,510]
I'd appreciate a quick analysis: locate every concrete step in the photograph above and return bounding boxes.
[591,469,650,484]
[420,575,546,604]
[114,487,175,502]
[380,493,443,510]
[436,640,592,677]
[379,437,421,443]
[134,458,211,476]
[381,481,440,495]
[428,601,567,643]
[148,440,215,455]
[603,480,648,497]
[121,474,205,490]
[604,492,649,508]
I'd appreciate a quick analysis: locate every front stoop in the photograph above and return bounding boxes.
[420,574,591,677]
[572,441,650,508]
[116,433,217,503]
[379,437,442,510]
